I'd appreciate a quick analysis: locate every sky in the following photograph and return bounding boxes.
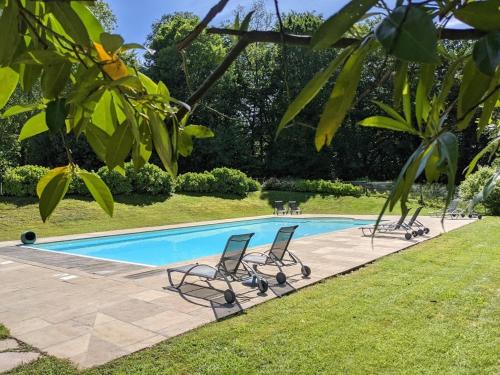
[105,0,348,45]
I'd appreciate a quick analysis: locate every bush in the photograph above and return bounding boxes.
[459,166,500,215]
[246,177,261,192]
[97,166,133,195]
[2,165,49,197]
[125,163,174,195]
[211,167,249,196]
[262,177,363,197]
[176,172,216,193]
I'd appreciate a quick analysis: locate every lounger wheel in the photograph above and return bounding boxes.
[461,213,465,218]
[257,279,268,293]
[424,228,430,234]
[478,215,482,220]
[224,289,236,304]
[404,233,412,240]
[417,229,424,236]
[301,265,311,277]
[276,272,287,285]
[412,231,418,237]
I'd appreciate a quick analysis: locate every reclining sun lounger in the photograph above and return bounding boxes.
[167,233,269,304]
[274,201,287,215]
[360,210,415,240]
[288,201,302,215]
[430,199,461,218]
[243,225,311,285]
[405,206,430,236]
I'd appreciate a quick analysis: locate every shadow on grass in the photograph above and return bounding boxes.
[258,190,363,206]
[176,191,248,200]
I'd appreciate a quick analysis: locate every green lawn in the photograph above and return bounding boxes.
[0,324,8,339]
[4,217,499,374]
[0,191,427,241]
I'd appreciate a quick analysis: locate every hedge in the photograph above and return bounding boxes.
[176,167,260,197]
[2,165,49,197]
[459,165,499,215]
[262,177,363,197]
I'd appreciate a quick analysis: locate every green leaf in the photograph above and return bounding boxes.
[436,57,464,108]
[105,122,133,169]
[240,10,255,32]
[1,103,45,119]
[425,142,440,183]
[359,116,419,134]
[47,1,91,46]
[473,32,500,76]
[41,62,72,99]
[478,73,500,133]
[138,72,157,94]
[311,0,378,50]
[454,0,500,31]
[37,166,68,198]
[38,168,71,222]
[402,74,412,126]
[372,100,407,124]
[100,33,124,54]
[19,64,43,92]
[0,67,18,110]
[70,2,104,43]
[457,58,492,129]
[157,81,170,101]
[45,99,68,133]
[375,6,439,64]
[121,43,146,51]
[92,90,117,135]
[415,64,435,129]
[277,47,354,137]
[19,112,49,141]
[178,131,194,157]
[15,50,70,65]
[437,132,458,208]
[150,110,176,176]
[85,124,110,161]
[78,171,114,217]
[132,122,152,170]
[315,40,375,151]
[393,60,408,110]
[183,125,214,138]
[0,1,20,66]
[465,137,500,177]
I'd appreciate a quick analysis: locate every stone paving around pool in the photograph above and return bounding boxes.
[0,215,472,370]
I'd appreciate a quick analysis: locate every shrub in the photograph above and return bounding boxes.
[68,174,92,196]
[246,177,261,192]
[262,177,363,197]
[459,166,500,215]
[97,166,133,195]
[125,163,174,195]
[211,167,249,196]
[176,172,216,193]
[2,165,49,197]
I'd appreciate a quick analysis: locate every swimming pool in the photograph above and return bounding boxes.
[27,217,374,266]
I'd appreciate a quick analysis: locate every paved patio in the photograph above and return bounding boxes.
[0,215,472,369]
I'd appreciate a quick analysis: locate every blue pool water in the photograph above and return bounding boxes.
[28,217,374,266]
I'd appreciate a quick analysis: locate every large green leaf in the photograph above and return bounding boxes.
[437,132,458,208]
[85,125,110,161]
[41,62,72,99]
[311,0,378,50]
[48,1,91,46]
[415,64,435,129]
[375,6,438,64]
[454,0,500,31]
[239,10,254,32]
[138,72,157,94]
[478,73,500,133]
[19,112,49,141]
[1,103,45,119]
[92,90,117,135]
[473,32,500,76]
[315,40,375,151]
[0,67,18,110]
[358,116,419,134]
[183,125,214,138]
[402,75,412,126]
[71,2,104,43]
[19,64,43,92]
[105,122,133,169]
[465,137,499,177]
[100,33,124,54]
[393,60,408,110]
[277,47,354,136]
[150,110,176,176]
[372,100,407,124]
[0,1,20,66]
[38,168,71,222]
[15,50,70,65]
[45,99,68,133]
[78,171,114,217]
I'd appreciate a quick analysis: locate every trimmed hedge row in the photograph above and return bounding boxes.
[2,163,174,197]
[262,177,363,197]
[176,167,260,197]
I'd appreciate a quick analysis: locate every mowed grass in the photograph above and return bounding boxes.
[6,218,499,375]
[0,192,407,241]
[0,324,9,339]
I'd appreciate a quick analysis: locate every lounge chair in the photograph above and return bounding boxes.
[167,233,269,304]
[273,200,287,215]
[360,210,415,240]
[430,199,462,218]
[243,225,311,285]
[405,206,430,235]
[288,201,302,215]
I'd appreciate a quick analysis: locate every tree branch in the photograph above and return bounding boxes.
[206,27,485,47]
[177,0,230,51]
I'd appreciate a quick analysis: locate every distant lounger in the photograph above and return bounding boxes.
[430,199,483,220]
[274,201,287,215]
[360,210,415,240]
[288,201,302,215]
[167,233,269,304]
[243,225,311,285]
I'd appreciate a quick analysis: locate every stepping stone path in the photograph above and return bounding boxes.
[0,337,40,373]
